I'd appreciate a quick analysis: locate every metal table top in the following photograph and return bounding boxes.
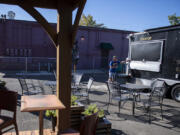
[120,83,150,90]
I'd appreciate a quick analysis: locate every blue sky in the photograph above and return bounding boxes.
[0,0,180,31]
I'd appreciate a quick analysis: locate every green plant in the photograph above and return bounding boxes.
[45,110,56,118]
[82,104,105,118]
[45,95,79,118]
[71,95,78,106]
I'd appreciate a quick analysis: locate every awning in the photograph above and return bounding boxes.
[99,42,114,50]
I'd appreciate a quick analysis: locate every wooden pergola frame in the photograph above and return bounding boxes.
[0,0,86,131]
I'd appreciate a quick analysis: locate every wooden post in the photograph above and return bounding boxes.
[39,111,44,135]
[56,2,72,131]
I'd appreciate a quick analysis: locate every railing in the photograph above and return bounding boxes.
[0,56,56,72]
[0,56,127,74]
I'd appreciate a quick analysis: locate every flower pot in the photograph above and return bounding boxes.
[96,117,112,135]
[99,117,105,123]
[51,116,57,131]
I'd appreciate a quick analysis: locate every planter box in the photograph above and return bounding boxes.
[70,103,111,135]
[70,102,85,130]
[96,118,111,135]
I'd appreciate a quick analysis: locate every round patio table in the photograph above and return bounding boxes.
[120,83,151,115]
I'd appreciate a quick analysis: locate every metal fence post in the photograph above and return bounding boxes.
[92,56,95,77]
[39,62,41,72]
[48,63,50,72]
[25,57,28,72]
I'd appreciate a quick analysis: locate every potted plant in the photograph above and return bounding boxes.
[45,110,56,131]
[45,95,85,131]
[82,104,112,134]
[82,104,105,122]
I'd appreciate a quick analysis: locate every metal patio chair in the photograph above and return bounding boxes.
[53,70,57,80]
[18,78,43,95]
[0,90,19,135]
[106,81,133,113]
[73,77,94,104]
[139,79,167,123]
[71,73,83,91]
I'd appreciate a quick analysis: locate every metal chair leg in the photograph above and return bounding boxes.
[148,106,151,124]
[107,92,111,111]
[14,122,19,135]
[161,104,163,120]
[118,101,121,113]
[87,94,90,105]
[132,94,135,115]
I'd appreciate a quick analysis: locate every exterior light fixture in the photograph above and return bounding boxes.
[80,36,85,41]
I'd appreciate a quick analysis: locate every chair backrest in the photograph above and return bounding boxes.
[73,73,83,85]
[80,113,99,135]
[0,90,17,112]
[18,78,28,91]
[53,70,57,80]
[87,77,94,90]
[106,81,121,96]
[151,79,167,97]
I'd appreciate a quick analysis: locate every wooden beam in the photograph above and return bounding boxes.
[19,2,57,47]
[0,0,57,9]
[0,0,79,10]
[56,2,72,131]
[72,0,87,45]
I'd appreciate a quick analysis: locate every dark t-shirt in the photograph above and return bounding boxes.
[109,60,120,73]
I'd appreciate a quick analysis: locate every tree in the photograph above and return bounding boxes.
[168,13,180,25]
[79,14,105,28]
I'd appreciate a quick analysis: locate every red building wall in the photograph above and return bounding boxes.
[0,19,135,70]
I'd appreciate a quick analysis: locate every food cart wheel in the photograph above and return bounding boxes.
[171,84,180,102]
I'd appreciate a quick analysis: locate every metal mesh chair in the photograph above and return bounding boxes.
[106,81,133,113]
[140,79,167,123]
[0,90,18,135]
[71,73,83,91]
[73,77,94,104]
[18,78,43,95]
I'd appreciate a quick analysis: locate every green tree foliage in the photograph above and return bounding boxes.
[79,14,105,28]
[168,13,180,25]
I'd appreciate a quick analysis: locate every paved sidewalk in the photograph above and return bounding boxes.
[1,73,180,135]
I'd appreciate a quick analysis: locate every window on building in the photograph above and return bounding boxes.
[24,49,27,56]
[28,49,32,57]
[6,48,9,56]
[20,49,23,56]
[14,49,18,56]
[10,49,14,56]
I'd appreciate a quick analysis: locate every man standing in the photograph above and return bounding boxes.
[109,56,120,82]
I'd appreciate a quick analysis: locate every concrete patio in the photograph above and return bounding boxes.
[1,72,180,135]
